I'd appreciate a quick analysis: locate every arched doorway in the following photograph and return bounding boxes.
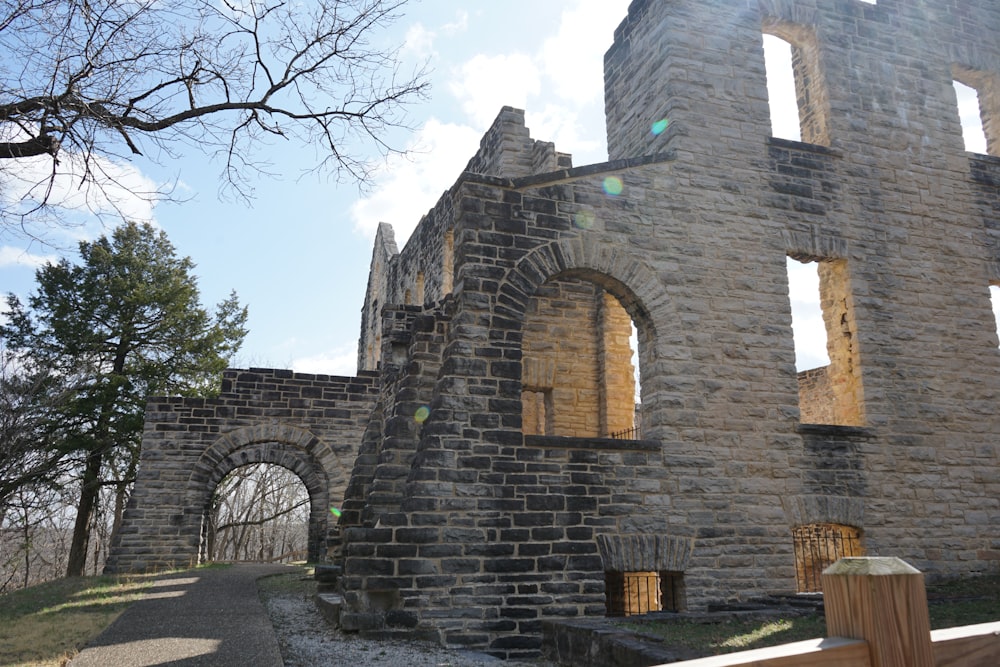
[186,425,338,565]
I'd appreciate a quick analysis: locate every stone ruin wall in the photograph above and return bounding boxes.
[336,0,1000,658]
[106,369,378,573]
[108,0,1000,660]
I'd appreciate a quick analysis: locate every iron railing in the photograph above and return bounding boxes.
[609,425,641,440]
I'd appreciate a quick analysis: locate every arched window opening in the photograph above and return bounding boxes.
[762,22,831,146]
[605,571,685,616]
[208,463,309,563]
[792,523,864,593]
[787,256,864,426]
[521,276,641,439]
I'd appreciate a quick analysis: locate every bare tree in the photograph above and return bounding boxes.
[210,463,309,563]
[0,0,427,232]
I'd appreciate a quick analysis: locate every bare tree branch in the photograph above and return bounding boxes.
[0,0,428,232]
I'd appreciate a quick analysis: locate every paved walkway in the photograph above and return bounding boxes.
[70,563,290,667]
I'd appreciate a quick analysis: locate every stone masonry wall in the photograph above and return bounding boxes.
[106,368,378,573]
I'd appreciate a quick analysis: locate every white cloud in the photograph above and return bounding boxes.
[449,53,542,129]
[0,124,161,246]
[0,245,56,268]
[441,10,469,36]
[291,344,358,377]
[402,22,436,60]
[538,0,629,106]
[350,118,482,243]
[787,259,830,370]
[526,103,604,163]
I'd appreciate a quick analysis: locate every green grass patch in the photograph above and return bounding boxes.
[0,572,164,667]
[614,573,1000,658]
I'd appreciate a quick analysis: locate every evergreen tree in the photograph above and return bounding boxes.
[1,222,247,576]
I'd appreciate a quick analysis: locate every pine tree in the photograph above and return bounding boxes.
[1,222,247,576]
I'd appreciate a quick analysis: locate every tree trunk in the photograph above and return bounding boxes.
[65,448,103,577]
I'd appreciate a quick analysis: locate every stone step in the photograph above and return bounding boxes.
[315,592,343,629]
[314,563,341,585]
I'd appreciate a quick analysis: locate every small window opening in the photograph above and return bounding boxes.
[954,80,988,154]
[792,523,864,593]
[788,256,864,426]
[415,272,425,305]
[605,571,685,616]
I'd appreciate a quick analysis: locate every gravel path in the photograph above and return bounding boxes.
[259,570,558,667]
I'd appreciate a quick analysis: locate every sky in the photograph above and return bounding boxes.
[1,0,997,378]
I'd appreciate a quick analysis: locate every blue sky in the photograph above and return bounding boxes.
[1,0,997,377]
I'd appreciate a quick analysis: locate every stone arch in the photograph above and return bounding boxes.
[501,234,677,439]
[187,424,341,564]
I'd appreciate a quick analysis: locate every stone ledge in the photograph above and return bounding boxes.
[524,435,661,451]
[796,423,877,438]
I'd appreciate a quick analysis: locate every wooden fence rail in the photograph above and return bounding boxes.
[661,557,1000,667]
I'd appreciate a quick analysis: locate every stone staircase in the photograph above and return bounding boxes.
[314,564,344,629]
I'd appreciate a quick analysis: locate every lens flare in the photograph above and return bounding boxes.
[415,405,430,423]
[603,176,624,196]
[573,210,596,229]
[330,507,342,517]
[651,118,670,135]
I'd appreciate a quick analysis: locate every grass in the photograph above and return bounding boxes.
[0,564,230,667]
[614,573,1000,658]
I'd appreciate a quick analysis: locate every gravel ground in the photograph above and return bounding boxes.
[259,570,558,667]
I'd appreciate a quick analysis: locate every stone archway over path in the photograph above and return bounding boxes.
[105,368,379,573]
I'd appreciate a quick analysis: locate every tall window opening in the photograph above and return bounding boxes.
[521,275,640,438]
[953,79,989,154]
[952,65,999,155]
[991,285,1000,348]
[762,22,830,146]
[442,229,454,295]
[792,523,864,593]
[208,463,309,563]
[787,256,864,426]
[763,34,800,141]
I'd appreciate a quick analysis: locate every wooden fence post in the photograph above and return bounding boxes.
[822,556,934,667]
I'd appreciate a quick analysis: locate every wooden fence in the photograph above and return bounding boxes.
[663,557,1000,667]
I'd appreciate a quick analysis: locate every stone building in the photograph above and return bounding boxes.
[109,0,1000,659]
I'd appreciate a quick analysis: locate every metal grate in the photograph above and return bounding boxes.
[605,571,660,616]
[792,523,863,593]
